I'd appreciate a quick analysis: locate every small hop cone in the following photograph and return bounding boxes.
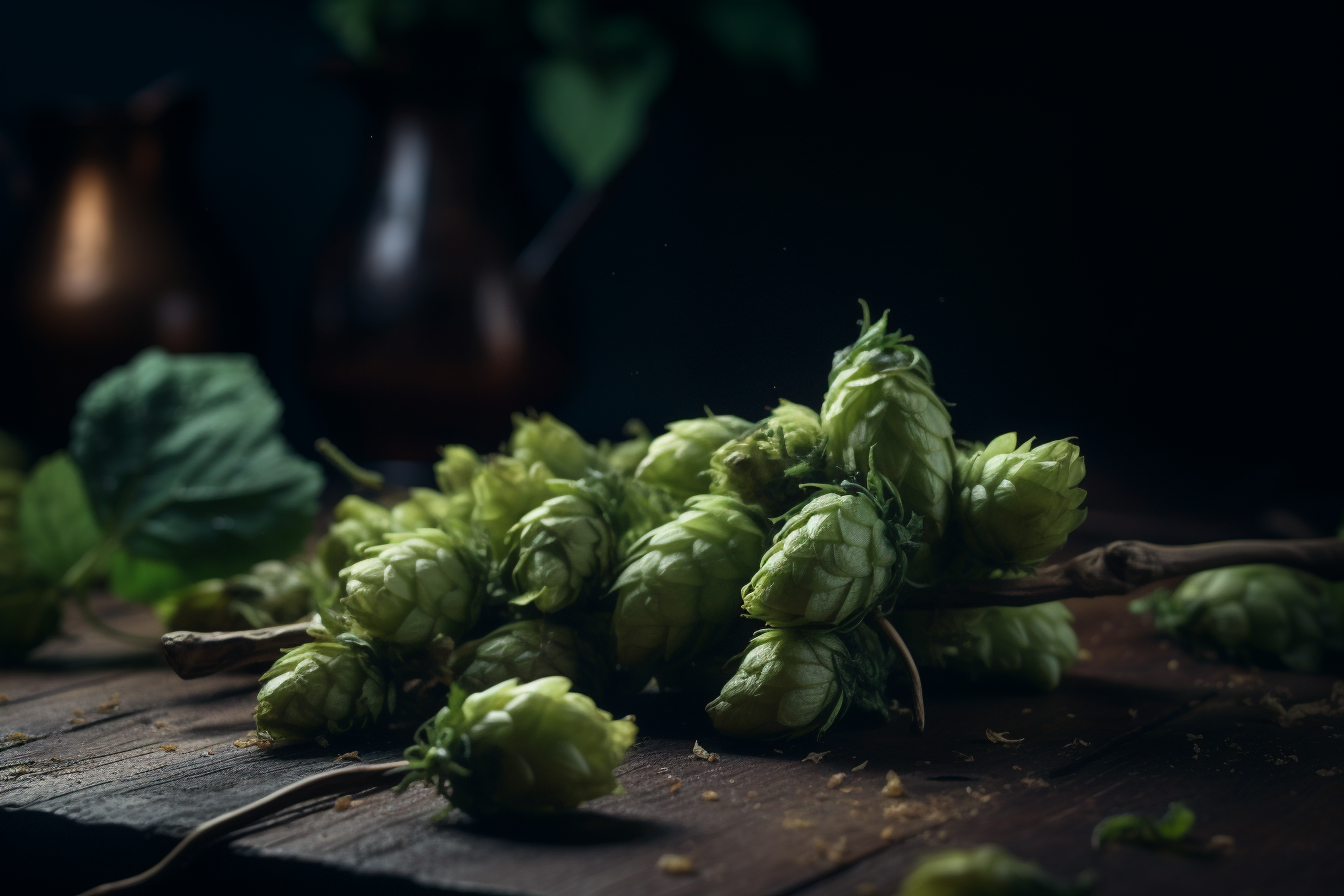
[315,495,393,580]
[391,487,472,531]
[450,619,607,699]
[706,628,850,739]
[741,486,903,630]
[897,845,1073,896]
[634,413,754,503]
[471,456,556,558]
[254,637,386,742]
[892,601,1079,691]
[504,486,617,613]
[709,400,826,516]
[820,307,956,545]
[509,412,599,481]
[955,433,1086,573]
[399,677,637,816]
[1134,564,1343,672]
[434,445,482,521]
[166,559,313,632]
[612,494,768,675]
[597,420,651,476]
[342,529,484,647]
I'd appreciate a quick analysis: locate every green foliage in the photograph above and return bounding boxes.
[1130,564,1344,672]
[18,453,101,584]
[896,844,1082,896]
[70,349,322,591]
[255,636,388,742]
[400,676,636,816]
[700,0,813,83]
[1092,802,1195,849]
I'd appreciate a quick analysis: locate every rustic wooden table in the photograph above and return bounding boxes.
[3,591,1341,896]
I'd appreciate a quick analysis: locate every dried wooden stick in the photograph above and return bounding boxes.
[78,761,408,896]
[161,621,312,679]
[900,537,1344,610]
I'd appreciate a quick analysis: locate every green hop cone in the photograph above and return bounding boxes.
[165,560,314,632]
[742,478,918,630]
[391,487,472,530]
[597,420,651,476]
[0,583,60,664]
[343,529,484,647]
[434,445,482,521]
[820,305,956,546]
[706,628,851,739]
[254,635,387,742]
[471,455,556,558]
[896,845,1081,896]
[504,482,617,613]
[954,433,1086,573]
[892,601,1079,691]
[634,413,754,503]
[315,495,394,580]
[450,619,607,699]
[611,494,768,675]
[709,399,827,516]
[399,676,637,817]
[1130,564,1344,672]
[610,478,681,555]
[509,412,599,481]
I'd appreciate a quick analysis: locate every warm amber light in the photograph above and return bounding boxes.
[54,164,113,304]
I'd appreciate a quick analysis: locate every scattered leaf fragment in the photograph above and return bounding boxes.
[1261,683,1344,728]
[953,751,974,762]
[233,731,272,749]
[1167,659,1179,671]
[1186,733,1202,741]
[880,825,898,841]
[336,751,360,762]
[747,790,758,798]
[333,795,353,812]
[814,835,847,862]
[827,772,846,789]
[200,749,215,757]
[669,778,683,793]
[802,751,829,763]
[1063,738,1091,749]
[1077,648,1093,661]
[1317,768,1341,777]
[1092,801,1195,849]
[69,709,87,726]
[701,790,719,802]
[158,744,178,752]
[882,771,905,797]
[1206,834,1235,855]
[657,854,694,875]
[316,735,330,747]
[691,741,719,762]
[6,732,31,741]
[97,693,121,713]
[782,816,815,830]
[1020,777,1049,789]
[986,729,1024,745]
[0,694,8,705]
[152,721,170,729]
[852,760,868,772]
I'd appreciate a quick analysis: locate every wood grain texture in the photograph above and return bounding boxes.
[4,594,1342,896]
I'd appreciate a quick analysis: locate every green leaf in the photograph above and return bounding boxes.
[18,453,102,584]
[70,349,323,583]
[1092,801,1195,849]
[107,551,200,605]
[700,0,814,83]
[527,22,672,188]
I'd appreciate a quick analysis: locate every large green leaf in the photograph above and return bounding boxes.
[106,550,202,605]
[18,453,102,584]
[70,349,323,584]
[700,0,814,83]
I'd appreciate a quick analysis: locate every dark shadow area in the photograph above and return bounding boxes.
[455,809,665,846]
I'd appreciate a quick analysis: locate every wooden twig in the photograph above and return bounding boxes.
[161,621,313,679]
[874,616,925,733]
[78,761,408,896]
[901,537,1344,610]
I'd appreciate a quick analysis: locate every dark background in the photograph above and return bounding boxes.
[1,2,1338,538]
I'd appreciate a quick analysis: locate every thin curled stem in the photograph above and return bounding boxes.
[78,760,409,896]
[875,615,925,733]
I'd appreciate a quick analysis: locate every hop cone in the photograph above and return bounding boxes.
[392,487,472,531]
[892,602,1078,691]
[471,456,556,558]
[742,484,913,630]
[254,636,386,742]
[820,306,956,544]
[709,400,826,516]
[504,483,616,613]
[896,845,1078,896]
[399,677,637,817]
[0,583,60,664]
[315,495,393,580]
[510,412,599,481]
[166,560,314,632]
[954,433,1086,573]
[343,529,484,647]
[1131,564,1344,672]
[451,620,607,698]
[706,628,853,739]
[611,478,681,555]
[434,445,481,520]
[598,420,651,476]
[634,413,754,502]
[612,494,768,675]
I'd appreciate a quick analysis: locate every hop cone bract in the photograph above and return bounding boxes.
[896,845,1076,896]
[343,529,484,647]
[471,456,556,558]
[742,487,904,630]
[504,484,617,613]
[709,400,826,516]
[1131,564,1344,672]
[954,432,1086,572]
[434,445,481,521]
[509,412,599,481]
[400,677,637,816]
[612,494,768,674]
[451,620,607,698]
[254,637,386,742]
[392,487,471,531]
[706,628,850,739]
[892,602,1078,691]
[598,420,651,476]
[635,413,753,502]
[820,307,956,544]
[315,495,393,580]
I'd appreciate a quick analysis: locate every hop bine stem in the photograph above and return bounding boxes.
[315,438,384,491]
[874,615,925,733]
[78,761,409,896]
